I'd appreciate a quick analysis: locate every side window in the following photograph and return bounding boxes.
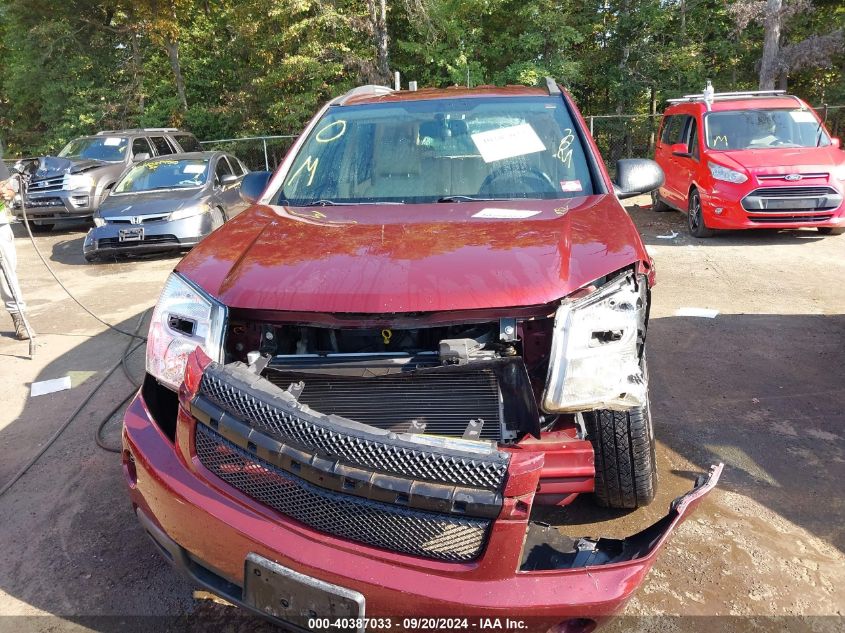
[227,156,246,176]
[174,134,202,153]
[688,119,700,159]
[214,156,233,185]
[150,136,174,156]
[660,116,677,144]
[131,137,153,159]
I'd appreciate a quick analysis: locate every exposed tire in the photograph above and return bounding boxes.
[687,189,715,238]
[650,189,672,212]
[211,207,226,229]
[29,223,54,233]
[817,227,845,236]
[584,403,657,509]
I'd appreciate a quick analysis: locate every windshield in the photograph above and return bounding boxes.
[113,159,209,193]
[705,109,830,150]
[278,96,596,205]
[59,136,128,162]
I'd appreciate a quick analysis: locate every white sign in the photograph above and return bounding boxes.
[789,111,817,124]
[470,123,546,163]
[183,164,207,174]
[103,137,123,146]
[472,208,541,219]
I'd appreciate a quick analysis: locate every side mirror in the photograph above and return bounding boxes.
[832,137,841,149]
[219,173,239,186]
[670,143,691,157]
[133,152,150,161]
[240,171,272,204]
[614,158,664,200]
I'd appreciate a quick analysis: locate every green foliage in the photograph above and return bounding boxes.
[0,0,842,156]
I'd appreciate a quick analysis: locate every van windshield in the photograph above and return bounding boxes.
[279,96,595,206]
[705,109,830,150]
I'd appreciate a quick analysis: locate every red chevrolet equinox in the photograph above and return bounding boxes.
[124,80,720,631]
[653,88,845,237]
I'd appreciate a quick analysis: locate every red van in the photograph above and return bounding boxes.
[652,89,845,237]
[124,80,720,631]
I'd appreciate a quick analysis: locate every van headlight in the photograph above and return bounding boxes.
[708,162,747,184]
[146,273,226,390]
[542,270,648,413]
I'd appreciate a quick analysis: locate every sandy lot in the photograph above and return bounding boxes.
[0,200,843,632]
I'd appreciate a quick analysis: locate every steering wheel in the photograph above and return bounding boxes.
[478,165,557,198]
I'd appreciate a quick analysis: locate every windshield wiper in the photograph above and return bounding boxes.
[437,195,509,203]
[302,200,404,206]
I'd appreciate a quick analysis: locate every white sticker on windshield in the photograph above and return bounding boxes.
[789,111,817,124]
[472,208,541,219]
[182,164,206,174]
[103,137,123,146]
[470,123,546,163]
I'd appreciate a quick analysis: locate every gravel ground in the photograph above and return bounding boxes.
[0,200,843,632]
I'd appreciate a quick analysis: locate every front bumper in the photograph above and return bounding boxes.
[13,189,97,221]
[700,182,845,230]
[123,372,721,630]
[83,214,213,257]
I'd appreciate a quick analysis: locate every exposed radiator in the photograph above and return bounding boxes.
[263,366,504,440]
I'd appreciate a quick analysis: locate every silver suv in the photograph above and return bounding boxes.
[14,128,202,231]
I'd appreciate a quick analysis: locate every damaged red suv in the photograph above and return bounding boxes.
[124,80,720,631]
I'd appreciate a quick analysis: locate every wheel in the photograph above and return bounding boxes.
[650,189,672,212]
[584,402,657,509]
[817,227,845,236]
[83,253,98,263]
[29,223,54,233]
[687,189,715,238]
[211,207,226,229]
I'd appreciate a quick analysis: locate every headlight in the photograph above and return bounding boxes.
[93,216,106,227]
[833,165,845,181]
[542,271,647,413]
[168,204,209,222]
[146,273,226,391]
[64,174,94,190]
[708,162,747,184]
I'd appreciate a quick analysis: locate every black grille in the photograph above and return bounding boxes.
[97,234,179,249]
[24,197,65,208]
[195,425,490,562]
[748,214,833,223]
[263,369,503,440]
[199,366,509,491]
[747,186,836,197]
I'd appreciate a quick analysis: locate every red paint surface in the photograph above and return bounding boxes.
[176,196,649,313]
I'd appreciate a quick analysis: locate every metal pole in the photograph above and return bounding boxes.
[589,116,594,136]
[262,138,269,171]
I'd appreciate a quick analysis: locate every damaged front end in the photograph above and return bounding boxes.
[128,269,720,627]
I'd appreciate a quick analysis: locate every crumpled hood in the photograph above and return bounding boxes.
[715,145,845,175]
[176,196,649,313]
[98,188,206,218]
[34,155,109,180]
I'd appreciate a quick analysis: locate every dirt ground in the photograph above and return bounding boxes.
[0,199,843,632]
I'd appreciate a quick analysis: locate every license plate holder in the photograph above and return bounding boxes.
[119,227,144,242]
[243,553,365,632]
[764,198,818,210]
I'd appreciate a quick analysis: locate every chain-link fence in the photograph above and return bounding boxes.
[198,135,296,171]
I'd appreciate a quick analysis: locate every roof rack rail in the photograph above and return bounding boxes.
[667,89,787,104]
[336,84,394,105]
[544,76,561,95]
[96,127,180,135]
